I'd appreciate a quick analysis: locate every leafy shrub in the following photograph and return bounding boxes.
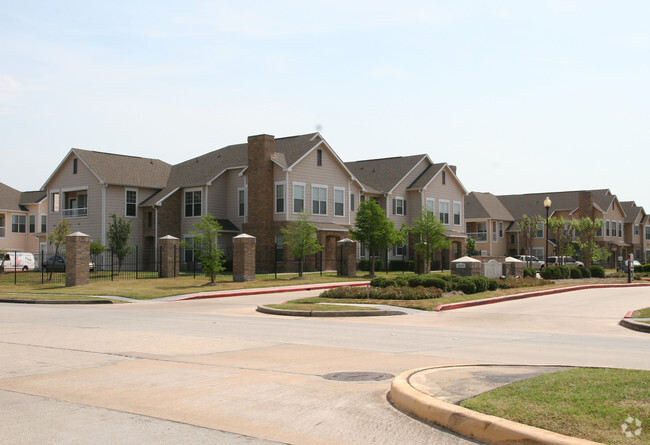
[420,276,449,291]
[408,276,423,287]
[486,279,499,291]
[579,267,591,278]
[455,278,477,294]
[589,265,605,278]
[468,276,489,293]
[523,267,536,278]
[320,285,442,300]
[541,266,571,279]
[540,267,554,279]
[370,277,395,288]
[393,276,409,287]
[569,267,583,279]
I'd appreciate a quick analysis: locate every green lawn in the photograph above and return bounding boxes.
[461,368,650,444]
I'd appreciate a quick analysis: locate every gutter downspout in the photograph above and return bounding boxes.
[101,183,107,245]
[154,206,159,262]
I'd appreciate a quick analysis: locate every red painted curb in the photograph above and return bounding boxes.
[171,281,370,301]
[624,311,635,318]
[435,283,650,311]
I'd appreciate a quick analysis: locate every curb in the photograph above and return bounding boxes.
[435,282,650,311]
[172,281,370,301]
[618,318,650,333]
[0,298,112,305]
[389,366,601,445]
[256,304,405,317]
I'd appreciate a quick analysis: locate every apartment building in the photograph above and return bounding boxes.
[0,182,47,254]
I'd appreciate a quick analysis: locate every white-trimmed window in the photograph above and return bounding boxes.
[334,187,345,217]
[533,247,544,259]
[125,189,138,217]
[350,193,355,212]
[51,192,60,212]
[611,220,617,237]
[0,213,6,238]
[439,200,450,224]
[425,198,435,217]
[492,222,498,242]
[647,226,650,240]
[183,235,197,263]
[29,215,36,233]
[535,222,544,238]
[293,183,305,213]
[635,225,639,236]
[498,221,503,238]
[606,220,610,237]
[618,222,622,238]
[275,182,285,214]
[12,215,26,233]
[184,189,202,218]
[312,185,327,215]
[393,197,405,216]
[40,215,46,233]
[394,244,406,256]
[453,201,461,225]
[238,188,246,217]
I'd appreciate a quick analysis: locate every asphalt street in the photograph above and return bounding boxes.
[0,285,648,444]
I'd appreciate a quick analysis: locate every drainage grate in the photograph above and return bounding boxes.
[322,371,394,382]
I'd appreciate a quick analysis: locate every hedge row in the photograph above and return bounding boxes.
[540,266,599,279]
[320,285,442,300]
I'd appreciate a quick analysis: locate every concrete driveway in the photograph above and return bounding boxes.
[0,285,648,444]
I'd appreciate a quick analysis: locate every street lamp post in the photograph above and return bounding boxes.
[544,196,552,262]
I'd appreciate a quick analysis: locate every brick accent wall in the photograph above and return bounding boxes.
[243,135,275,256]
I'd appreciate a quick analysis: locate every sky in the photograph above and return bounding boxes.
[2,1,649,211]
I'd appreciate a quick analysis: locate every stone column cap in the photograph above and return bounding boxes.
[68,232,89,237]
[159,235,179,240]
[234,233,256,239]
[337,238,355,244]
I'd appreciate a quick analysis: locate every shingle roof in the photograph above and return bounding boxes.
[621,201,645,223]
[407,163,446,190]
[72,149,173,188]
[465,192,514,220]
[141,133,322,206]
[0,182,22,211]
[497,189,616,221]
[345,155,426,194]
[20,190,47,205]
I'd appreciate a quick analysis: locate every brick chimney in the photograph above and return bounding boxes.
[578,191,594,219]
[243,134,275,255]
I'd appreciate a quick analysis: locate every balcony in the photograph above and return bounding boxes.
[62,207,88,218]
[467,232,488,242]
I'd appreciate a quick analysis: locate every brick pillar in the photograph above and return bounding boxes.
[233,234,256,282]
[336,238,357,277]
[66,232,90,287]
[159,235,180,278]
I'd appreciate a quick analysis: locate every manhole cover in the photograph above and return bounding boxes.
[322,372,394,382]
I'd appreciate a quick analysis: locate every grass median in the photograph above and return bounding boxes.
[461,368,650,444]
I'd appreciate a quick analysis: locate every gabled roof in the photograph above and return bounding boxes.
[497,189,618,221]
[141,132,343,207]
[465,192,514,221]
[621,201,645,223]
[345,154,427,195]
[407,163,446,190]
[43,149,172,190]
[0,182,46,212]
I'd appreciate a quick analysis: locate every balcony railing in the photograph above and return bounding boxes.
[467,232,488,242]
[62,207,88,218]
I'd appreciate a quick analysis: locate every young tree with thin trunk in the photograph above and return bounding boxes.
[107,214,133,274]
[281,212,323,278]
[183,214,225,284]
[546,216,574,260]
[571,217,606,268]
[46,219,71,280]
[518,214,542,268]
[350,199,397,277]
[409,210,451,274]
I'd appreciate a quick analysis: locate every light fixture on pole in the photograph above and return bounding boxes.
[544,196,552,262]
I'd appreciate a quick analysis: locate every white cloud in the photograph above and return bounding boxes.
[0,74,23,102]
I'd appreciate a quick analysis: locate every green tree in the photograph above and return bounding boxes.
[571,217,606,268]
[546,216,575,260]
[281,212,323,278]
[89,241,105,272]
[349,199,397,277]
[409,210,451,274]
[107,214,133,273]
[183,214,225,284]
[518,214,543,268]
[46,219,71,280]
[466,236,477,256]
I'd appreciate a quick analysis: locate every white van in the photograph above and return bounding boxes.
[1,252,36,271]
